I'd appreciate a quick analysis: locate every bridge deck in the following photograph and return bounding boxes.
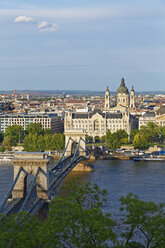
[0,156,86,215]
[0,137,90,215]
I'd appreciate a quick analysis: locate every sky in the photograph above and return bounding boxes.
[0,0,165,91]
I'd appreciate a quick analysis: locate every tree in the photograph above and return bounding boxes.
[101,135,106,142]
[26,123,43,136]
[160,126,165,144]
[106,129,128,150]
[119,193,165,248]
[23,132,65,152]
[130,129,139,142]
[116,129,128,140]
[5,125,24,143]
[2,184,165,247]
[140,122,161,144]
[0,182,116,248]
[23,133,39,152]
[0,212,40,248]
[86,135,93,143]
[44,134,53,151]
[133,133,149,150]
[40,181,116,248]
[37,135,45,151]
[0,146,5,152]
[3,136,16,150]
[44,128,52,135]
[106,129,111,147]
[51,133,65,151]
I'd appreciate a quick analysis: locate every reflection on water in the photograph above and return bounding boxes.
[1,160,165,214]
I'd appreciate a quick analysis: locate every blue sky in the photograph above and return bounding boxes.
[0,0,165,91]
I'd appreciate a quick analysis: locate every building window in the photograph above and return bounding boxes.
[94,120,99,131]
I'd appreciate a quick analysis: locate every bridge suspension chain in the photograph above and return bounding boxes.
[0,167,27,212]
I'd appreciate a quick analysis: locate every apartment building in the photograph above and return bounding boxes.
[0,113,64,133]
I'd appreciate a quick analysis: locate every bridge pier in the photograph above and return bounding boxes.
[64,130,86,157]
[12,153,50,199]
[72,160,94,171]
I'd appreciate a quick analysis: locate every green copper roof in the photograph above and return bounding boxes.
[117,77,129,94]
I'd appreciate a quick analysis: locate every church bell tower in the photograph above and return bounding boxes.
[130,86,135,109]
[104,86,110,111]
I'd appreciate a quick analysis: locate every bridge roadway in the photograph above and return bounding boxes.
[0,154,86,216]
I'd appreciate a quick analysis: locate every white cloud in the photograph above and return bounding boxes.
[13,15,57,33]
[38,21,49,29]
[38,21,57,32]
[14,15,34,23]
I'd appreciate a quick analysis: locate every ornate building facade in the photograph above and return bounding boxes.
[64,78,138,138]
[104,86,110,111]
[115,77,135,109]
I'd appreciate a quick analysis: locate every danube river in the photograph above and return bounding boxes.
[1,160,165,214]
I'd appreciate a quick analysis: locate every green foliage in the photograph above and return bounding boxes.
[44,134,53,150]
[140,122,162,144]
[119,193,165,248]
[26,123,44,136]
[106,129,128,150]
[161,126,165,143]
[5,125,24,143]
[133,133,149,150]
[44,128,52,135]
[130,129,139,142]
[23,133,65,152]
[23,133,39,152]
[1,183,165,248]
[105,129,111,145]
[0,213,40,248]
[101,135,106,142]
[86,135,93,143]
[40,181,116,248]
[3,136,16,150]
[0,182,116,248]
[116,129,128,140]
[23,123,65,152]
[0,146,5,152]
[51,133,65,151]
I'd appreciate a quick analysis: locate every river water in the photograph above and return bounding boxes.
[1,160,165,215]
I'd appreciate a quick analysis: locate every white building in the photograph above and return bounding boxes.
[65,78,138,138]
[0,113,64,133]
[139,106,165,129]
[116,77,135,109]
[65,109,136,138]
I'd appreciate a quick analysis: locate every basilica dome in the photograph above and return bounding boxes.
[117,77,129,94]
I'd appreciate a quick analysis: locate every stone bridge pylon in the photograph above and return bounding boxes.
[64,130,86,157]
[12,153,50,199]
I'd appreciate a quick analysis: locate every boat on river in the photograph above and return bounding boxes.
[133,155,165,162]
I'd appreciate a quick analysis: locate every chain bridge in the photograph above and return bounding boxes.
[0,130,94,216]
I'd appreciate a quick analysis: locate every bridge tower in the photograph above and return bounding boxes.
[64,130,86,157]
[12,153,50,199]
